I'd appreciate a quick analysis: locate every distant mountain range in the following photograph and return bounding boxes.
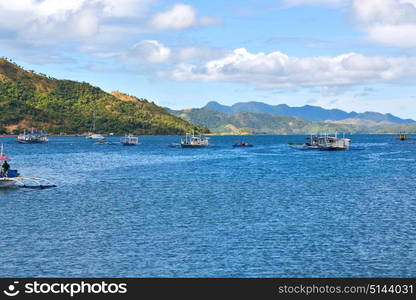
[169,101,416,134]
[204,101,415,124]
[168,108,368,135]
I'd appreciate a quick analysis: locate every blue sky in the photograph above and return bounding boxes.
[1,0,416,118]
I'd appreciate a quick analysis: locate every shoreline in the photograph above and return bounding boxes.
[0,133,406,138]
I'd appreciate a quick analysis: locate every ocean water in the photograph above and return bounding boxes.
[0,135,415,277]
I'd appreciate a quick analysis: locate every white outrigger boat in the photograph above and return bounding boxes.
[289,133,351,151]
[120,134,139,146]
[17,129,48,144]
[0,144,56,189]
[180,133,209,148]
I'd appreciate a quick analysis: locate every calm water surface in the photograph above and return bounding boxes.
[0,135,415,277]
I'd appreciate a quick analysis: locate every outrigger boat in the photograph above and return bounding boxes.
[289,134,351,151]
[180,133,209,148]
[120,134,139,146]
[0,144,56,189]
[17,129,48,144]
[232,139,253,148]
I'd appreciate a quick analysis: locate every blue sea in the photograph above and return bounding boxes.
[0,135,415,277]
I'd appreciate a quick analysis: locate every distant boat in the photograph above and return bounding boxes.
[121,134,139,146]
[395,132,412,141]
[180,133,209,148]
[87,133,105,140]
[232,139,253,148]
[86,111,104,140]
[289,134,351,151]
[17,129,48,144]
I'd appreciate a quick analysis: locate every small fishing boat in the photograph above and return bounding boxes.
[17,129,48,144]
[120,134,139,146]
[0,144,56,189]
[180,133,209,148]
[232,139,253,148]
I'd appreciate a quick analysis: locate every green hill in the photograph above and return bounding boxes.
[0,57,208,135]
[169,108,365,134]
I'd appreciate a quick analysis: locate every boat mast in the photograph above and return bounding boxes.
[92,111,96,132]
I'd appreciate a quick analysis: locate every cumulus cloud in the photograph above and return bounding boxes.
[0,0,155,46]
[351,0,416,47]
[167,48,416,88]
[0,0,219,52]
[149,4,221,30]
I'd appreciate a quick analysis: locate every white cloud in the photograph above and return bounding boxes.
[150,4,197,30]
[177,47,228,61]
[125,40,171,63]
[167,48,416,88]
[149,4,221,30]
[99,0,154,17]
[0,0,155,45]
[351,0,416,47]
[0,1,218,51]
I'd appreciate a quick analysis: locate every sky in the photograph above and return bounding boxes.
[1,0,416,118]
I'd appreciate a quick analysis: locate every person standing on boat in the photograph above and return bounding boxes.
[1,160,10,177]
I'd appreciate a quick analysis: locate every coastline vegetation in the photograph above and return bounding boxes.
[0,57,208,135]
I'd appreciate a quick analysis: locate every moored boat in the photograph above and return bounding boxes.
[17,129,48,144]
[85,111,104,140]
[180,133,209,148]
[289,134,351,151]
[86,133,105,140]
[121,134,139,146]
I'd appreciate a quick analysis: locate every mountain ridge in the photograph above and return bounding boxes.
[204,101,415,124]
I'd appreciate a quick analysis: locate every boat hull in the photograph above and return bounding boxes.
[0,179,17,188]
[289,144,320,150]
[180,144,208,148]
[319,146,348,151]
[232,144,253,148]
[17,140,47,144]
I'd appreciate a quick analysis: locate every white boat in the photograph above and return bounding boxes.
[86,133,105,140]
[180,133,209,148]
[120,134,139,146]
[17,129,48,144]
[86,111,104,139]
[289,133,351,151]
